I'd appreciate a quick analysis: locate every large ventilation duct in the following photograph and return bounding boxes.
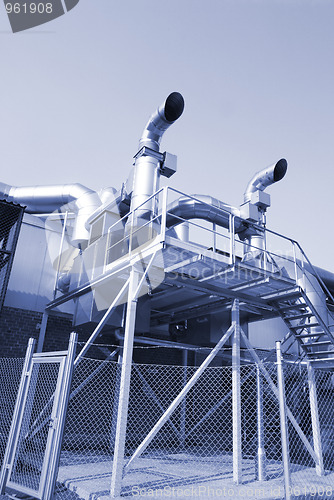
[244,158,288,203]
[0,182,101,247]
[129,92,184,217]
[166,195,244,233]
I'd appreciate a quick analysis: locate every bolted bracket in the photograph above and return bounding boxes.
[133,146,177,178]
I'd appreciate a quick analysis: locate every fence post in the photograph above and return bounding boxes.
[256,365,267,481]
[110,266,139,498]
[232,299,242,484]
[276,341,291,500]
[43,331,78,500]
[0,338,36,494]
[180,349,188,448]
[307,361,324,476]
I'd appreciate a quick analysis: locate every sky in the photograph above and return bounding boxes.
[1,0,334,270]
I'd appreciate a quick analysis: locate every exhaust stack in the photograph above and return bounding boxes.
[130,92,184,215]
[244,158,287,203]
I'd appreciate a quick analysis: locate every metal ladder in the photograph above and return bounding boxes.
[267,286,334,367]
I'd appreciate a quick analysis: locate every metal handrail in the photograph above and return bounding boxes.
[101,186,334,320]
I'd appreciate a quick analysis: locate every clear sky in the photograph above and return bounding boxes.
[1,0,334,270]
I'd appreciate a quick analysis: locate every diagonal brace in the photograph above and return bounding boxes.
[240,328,317,463]
[125,324,235,471]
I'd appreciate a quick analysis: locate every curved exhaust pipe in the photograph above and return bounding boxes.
[0,182,101,248]
[138,92,185,152]
[244,158,287,203]
[130,92,184,215]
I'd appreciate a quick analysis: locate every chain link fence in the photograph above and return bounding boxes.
[1,349,334,499]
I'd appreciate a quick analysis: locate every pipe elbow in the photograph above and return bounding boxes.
[244,158,287,202]
[139,92,184,151]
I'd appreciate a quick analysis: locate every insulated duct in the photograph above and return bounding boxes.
[0,182,101,247]
[166,195,244,233]
[130,92,184,216]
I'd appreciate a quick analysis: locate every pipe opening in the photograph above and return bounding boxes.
[273,159,287,182]
[164,92,185,122]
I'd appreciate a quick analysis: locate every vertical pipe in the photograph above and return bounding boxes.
[276,341,291,500]
[37,312,49,353]
[232,299,242,484]
[53,211,68,300]
[110,268,139,498]
[180,349,188,448]
[307,361,324,476]
[256,365,267,481]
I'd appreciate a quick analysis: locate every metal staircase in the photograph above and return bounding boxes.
[265,285,334,368]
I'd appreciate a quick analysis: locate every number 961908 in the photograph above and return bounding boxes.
[5,2,53,14]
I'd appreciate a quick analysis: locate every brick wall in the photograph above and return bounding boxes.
[0,306,106,358]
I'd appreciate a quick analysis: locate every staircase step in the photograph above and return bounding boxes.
[307,350,334,357]
[310,357,334,367]
[304,341,332,348]
[291,322,319,329]
[296,332,324,338]
[284,312,313,321]
[278,303,308,312]
[265,289,301,301]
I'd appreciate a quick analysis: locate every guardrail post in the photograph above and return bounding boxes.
[229,215,235,265]
[276,341,291,500]
[160,187,168,242]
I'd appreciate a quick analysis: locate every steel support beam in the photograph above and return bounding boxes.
[37,312,49,353]
[110,267,140,498]
[232,299,242,484]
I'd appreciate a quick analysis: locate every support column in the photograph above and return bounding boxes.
[232,299,242,484]
[110,267,139,498]
[307,361,324,476]
[276,341,291,500]
[256,365,267,481]
[110,340,123,451]
[37,312,49,353]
